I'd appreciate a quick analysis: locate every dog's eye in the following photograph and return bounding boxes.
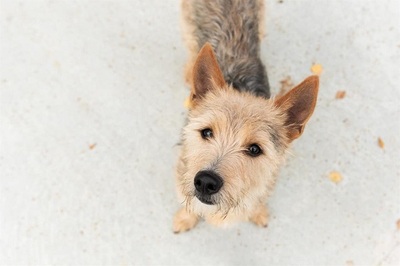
[201,128,213,139]
[247,144,262,157]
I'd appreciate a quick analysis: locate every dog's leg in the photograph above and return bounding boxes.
[173,207,199,233]
[249,204,269,227]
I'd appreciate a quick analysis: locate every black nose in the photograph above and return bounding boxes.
[194,171,223,195]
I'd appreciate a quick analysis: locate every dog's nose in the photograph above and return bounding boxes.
[194,171,223,195]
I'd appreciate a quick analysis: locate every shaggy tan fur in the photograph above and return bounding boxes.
[174,1,319,233]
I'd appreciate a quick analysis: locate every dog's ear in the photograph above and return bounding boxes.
[190,43,226,104]
[275,75,319,142]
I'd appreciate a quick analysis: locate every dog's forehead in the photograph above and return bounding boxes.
[197,90,277,124]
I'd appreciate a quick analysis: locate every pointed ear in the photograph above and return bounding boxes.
[190,43,226,104]
[275,75,319,141]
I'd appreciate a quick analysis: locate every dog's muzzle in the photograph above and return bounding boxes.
[194,170,223,205]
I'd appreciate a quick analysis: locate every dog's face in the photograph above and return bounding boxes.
[177,43,319,219]
[180,88,287,217]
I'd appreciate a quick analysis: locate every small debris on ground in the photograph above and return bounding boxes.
[336,90,346,99]
[377,137,385,149]
[311,63,323,75]
[396,219,400,230]
[89,143,97,150]
[329,171,343,184]
[184,97,192,109]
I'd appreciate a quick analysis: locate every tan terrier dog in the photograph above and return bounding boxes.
[173,0,319,233]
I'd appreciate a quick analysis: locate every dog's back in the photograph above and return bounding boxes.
[182,0,270,97]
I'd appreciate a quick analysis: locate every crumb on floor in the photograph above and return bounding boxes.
[311,63,323,75]
[378,137,385,149]
[329,171,343,184]
[336,90,346,99]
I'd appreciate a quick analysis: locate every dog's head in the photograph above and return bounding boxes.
[177,43,319,219]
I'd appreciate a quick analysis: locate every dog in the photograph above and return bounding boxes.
[173,0,319,233]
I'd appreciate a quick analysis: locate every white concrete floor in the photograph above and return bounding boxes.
[1,0,399,265]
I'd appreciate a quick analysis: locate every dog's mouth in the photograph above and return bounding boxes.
[195,194,215,205]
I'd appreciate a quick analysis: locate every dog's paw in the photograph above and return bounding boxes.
[249,205,269,228]
[173,208,199,234]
